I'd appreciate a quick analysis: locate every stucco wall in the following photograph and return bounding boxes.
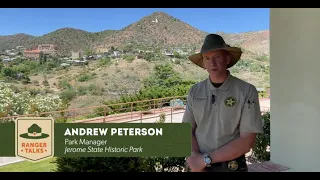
[270,8,320,172]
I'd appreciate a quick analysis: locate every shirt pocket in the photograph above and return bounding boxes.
[219,97,242,135]
[192,96,208,124]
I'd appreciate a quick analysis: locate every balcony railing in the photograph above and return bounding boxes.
[0,96,269,124]
[0,96,188,123]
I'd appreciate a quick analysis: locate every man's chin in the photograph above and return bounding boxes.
[208,71,220,77]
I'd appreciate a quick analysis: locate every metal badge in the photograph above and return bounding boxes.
[228,161,238,171]
[224,97,237,107]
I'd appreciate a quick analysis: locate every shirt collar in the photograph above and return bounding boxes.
[206,71,234,92]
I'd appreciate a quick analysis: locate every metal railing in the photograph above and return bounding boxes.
[0,96,270,124]
[0,96,188,123]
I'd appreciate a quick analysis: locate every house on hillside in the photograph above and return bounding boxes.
[137,50,145,54]
[163,50,174,57]
[60,63,70,67]
[2,58,13,66]
[23,49,40,60]
[71,51,82,60]
[73,60,88,66]
[16,46,26,53]
[38,44,56,57]
[112,51,121,58]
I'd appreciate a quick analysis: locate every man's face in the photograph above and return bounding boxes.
[202,50,231,78]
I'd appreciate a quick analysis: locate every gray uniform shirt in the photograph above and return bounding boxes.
[182,73,263,153]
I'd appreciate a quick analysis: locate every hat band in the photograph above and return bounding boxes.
[28,132,42,137]
[201,45,231,54]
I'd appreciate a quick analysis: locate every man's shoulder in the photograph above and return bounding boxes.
[189,79,207,92]
[232,75,257,91]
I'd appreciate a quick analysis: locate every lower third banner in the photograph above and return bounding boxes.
[0,117,191,162]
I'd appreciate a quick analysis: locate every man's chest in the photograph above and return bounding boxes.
[191,89,245,127]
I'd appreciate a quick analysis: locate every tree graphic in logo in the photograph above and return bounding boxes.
[19,124,49,139]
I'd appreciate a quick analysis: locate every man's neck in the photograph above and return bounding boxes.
[209,71,229,84]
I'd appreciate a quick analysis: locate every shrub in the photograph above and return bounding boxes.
[259,92,268,98]
[42,80,49,86]
[77,86,88,96]
[77,74,94,82]
[146,157,186,172]
[33,80,39,86]
[155,112,166,123]
[174,59,181,65]
[58,80,72,89]
[59,89,77,102]
[99,57,112,66]
[124,55,135,63]
[252,111,270,161]
[55,157,154,172]
[0,83,63,116]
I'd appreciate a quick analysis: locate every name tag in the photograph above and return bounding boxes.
[193,97,207,100]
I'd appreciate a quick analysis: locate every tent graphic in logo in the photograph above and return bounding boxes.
[19,124,49,139]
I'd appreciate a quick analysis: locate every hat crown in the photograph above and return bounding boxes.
[28,124,42,133]
[201,34,229,53]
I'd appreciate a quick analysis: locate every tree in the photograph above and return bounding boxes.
[123,44,133,53]
[85,49,93,56]
[143,63,181,87]
[1,67,16,78]
[39,51,45,65]
[173,51,181,58]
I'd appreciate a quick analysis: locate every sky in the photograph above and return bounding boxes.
[0,8,269,36]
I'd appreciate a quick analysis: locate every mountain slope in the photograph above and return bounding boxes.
[30,28,96,55]
[218,30,269,56]
[0,28,118,56]
[94,12,208,51]
[0,11,269,57]
[27,28,119,56]
[0,33,35,51]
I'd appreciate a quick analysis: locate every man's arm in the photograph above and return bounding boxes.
[209,85,264,163]
[182,86,201,153]
[208,132,256,163]
[191,120,200,153]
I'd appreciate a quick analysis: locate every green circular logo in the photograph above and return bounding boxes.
[225,97,237,107]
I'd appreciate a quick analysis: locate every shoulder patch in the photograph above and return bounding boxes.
[224,96,237,107]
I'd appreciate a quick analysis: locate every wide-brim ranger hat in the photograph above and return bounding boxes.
[20,132,49,139]
[19,123,49,139]
[189,34,243,69]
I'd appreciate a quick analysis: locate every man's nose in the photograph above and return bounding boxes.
[211,59,217,66]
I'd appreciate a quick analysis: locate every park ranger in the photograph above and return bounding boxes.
[183,34,263,172]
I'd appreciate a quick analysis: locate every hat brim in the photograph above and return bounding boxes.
[188,47,242,69]
[19,133,49,139]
